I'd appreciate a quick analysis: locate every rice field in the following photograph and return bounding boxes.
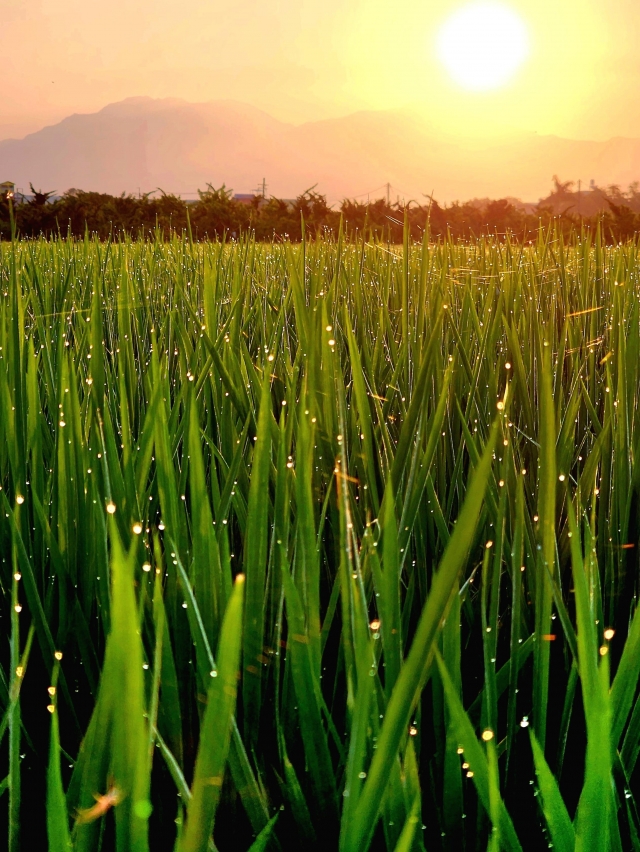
[1,225,640,851]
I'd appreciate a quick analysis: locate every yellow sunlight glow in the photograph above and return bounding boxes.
[436,2,530,91]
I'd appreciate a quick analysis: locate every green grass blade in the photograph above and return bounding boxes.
[533,345,557,747]
[180,574,245,852]
[610,600,640,748]
[436,650,522,851]
[529,731,575,852]
[281,551,338,828]
[246,813,279,852]
[242,368,272,745]
[47,663,73,852]
[342,422,498,851]
[391,793,421,852]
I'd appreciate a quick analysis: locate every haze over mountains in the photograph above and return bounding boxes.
[2,97,640,205]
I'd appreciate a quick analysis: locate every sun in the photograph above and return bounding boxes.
[436,2,530,92]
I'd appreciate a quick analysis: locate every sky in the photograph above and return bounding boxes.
[2,0,639,141]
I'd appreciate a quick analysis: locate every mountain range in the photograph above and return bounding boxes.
[2,97,640,204]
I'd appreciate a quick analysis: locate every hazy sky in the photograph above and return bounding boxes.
[2,0,639,140]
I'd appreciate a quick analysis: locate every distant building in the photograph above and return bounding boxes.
[233,193,259,206]
[1,181,15,199]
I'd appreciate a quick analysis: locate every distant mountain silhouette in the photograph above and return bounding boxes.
[3,96,640,203]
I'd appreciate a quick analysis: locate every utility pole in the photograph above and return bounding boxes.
[577,179,581,214]
[252,178,267,198]
[386,182,391,206]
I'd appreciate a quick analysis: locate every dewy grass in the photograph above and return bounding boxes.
[0,226,640,850]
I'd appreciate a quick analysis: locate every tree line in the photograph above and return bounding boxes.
[2,180,640,241]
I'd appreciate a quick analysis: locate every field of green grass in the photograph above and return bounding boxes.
[1,226,640,851]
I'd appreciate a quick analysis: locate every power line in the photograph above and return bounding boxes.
[344,182,421,204]
[347,183,390,200]
[117,181,423,204]
[252,177,268,197]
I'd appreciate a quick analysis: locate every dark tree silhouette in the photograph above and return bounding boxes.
[552,175,575,194]
[29,183,56,206]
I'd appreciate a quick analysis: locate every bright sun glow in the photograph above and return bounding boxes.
[436,2,530,92]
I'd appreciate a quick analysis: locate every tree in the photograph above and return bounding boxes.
[190,184,250,238]
[552,175,575,195]
[605,198,637,240]
[29,183,56,206]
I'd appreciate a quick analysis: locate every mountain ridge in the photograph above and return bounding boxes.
[2,97,640,204]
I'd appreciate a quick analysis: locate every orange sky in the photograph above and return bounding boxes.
[2,0,639,141]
